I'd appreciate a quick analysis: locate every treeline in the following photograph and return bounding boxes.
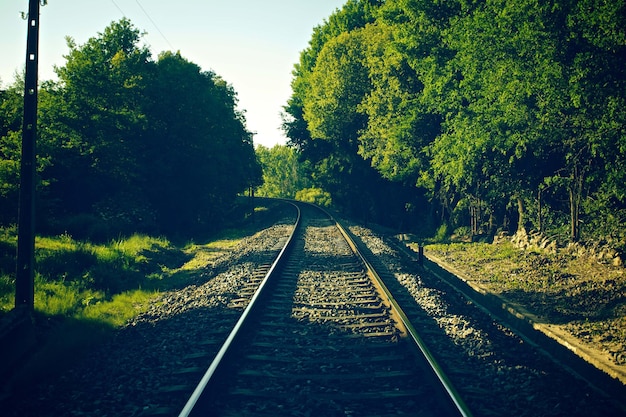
[255,145,311,199]
[254,144,332,206]
[0,19,261,239]
[284,0,625,243]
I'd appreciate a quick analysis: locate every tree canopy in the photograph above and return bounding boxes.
[255,144,311,199]
[0,19,261,238]
[283,0,626,242]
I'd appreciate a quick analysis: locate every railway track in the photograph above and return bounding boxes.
[5,200,624,417]
[178,202,471,417]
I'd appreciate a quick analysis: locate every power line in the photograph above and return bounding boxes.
[109,0,175,51]
[135,0,174,50]
[110,0,125,16]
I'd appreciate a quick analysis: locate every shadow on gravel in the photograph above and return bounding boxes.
[3,303,242,417]
[343,229,626,417]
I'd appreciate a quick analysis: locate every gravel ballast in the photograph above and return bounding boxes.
[3,207,625,416]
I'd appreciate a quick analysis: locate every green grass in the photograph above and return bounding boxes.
[1,200,293,396]
[0,230,221,319]
[0,227,248,394]
[81,290,156,327]
[0,221,264,324]
[426,241,519,261]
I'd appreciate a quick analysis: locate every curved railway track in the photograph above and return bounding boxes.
[5,200,624,417]
[179,202,471,417]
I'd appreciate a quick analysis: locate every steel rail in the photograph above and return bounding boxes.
[320,206,473,417]
[178,201,301,417]
[179,201,471,416]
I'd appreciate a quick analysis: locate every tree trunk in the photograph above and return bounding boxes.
[469,196,482,236]
[537,188,542,233]
[517,196,526,233]
[569,187,581,241]
[569,166,584,242]
[477,198,482,234]
[469,203,476,237]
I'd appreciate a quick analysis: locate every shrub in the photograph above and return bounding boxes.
[295,187,332,207]
[433,224,449,243]
[452,226,471,241]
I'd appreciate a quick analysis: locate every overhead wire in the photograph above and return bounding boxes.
[109,0,175,51]
[134,0,175,50]
[110,0,125,16]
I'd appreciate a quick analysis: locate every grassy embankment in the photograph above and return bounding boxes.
[422,240,626,366]
[0,229,239,321]
[0,200,293,396]
[0,205,272,386]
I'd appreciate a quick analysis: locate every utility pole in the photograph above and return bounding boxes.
[15,0,42,311]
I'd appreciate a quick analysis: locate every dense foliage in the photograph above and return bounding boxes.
[0,19,261,239]
[255,144,311,199]
[283,0,626,243]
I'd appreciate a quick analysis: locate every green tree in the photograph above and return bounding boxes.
[1,78,53,226]
[7,18,262,238]
[255,144,311,198]
[357,21,440,187]
[40,18,152,232]
[384,0,625,240]
[355,0,466,227]
[557,0,625,240]
[302,27,389,219]
[285,0,429,226]
[144,51,259,234]
[0,83,24,224]
[427,0,565,232]
[283,0,383,153]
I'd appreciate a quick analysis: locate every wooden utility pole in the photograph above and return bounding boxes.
[15,0,42,311]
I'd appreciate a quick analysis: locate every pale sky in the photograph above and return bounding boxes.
[0,0,346,147]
